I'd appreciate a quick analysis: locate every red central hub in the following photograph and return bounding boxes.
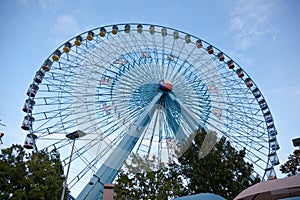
[159,80,172,91]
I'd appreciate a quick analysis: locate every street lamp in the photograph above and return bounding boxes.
[61,130,86,200]
[292,137,300,149]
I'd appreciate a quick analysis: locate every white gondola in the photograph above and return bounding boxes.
[207,45,214,54]
[173,31,179,39]
[137,24,143,33]
[22,99,35,113]
[42,59,52,72]
[149,25,155,34]
[124,24,131,33]
[185,34,191,43]
[34,70,45,84]
[161,27,167,36]
[23,134,37,149]
[26,83,39,97]
[21,116,35,130]
[196,39,202,48]
[0,132,4,144]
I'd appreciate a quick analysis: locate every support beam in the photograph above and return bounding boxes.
[77,92,163,200]
[166,93,206,145]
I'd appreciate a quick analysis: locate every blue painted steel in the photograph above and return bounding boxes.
[77,91,206,199]
[168,93,206,132]
[77,92,163,200]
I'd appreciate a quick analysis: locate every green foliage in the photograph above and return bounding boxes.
[114,155,186,200]
[178,129,259,199]
[280,149,300,176]
[114,129,259,200]
[0,144,66,200]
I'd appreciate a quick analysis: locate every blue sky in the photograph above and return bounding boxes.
[0,0,299,179]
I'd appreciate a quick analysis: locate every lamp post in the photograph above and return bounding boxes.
[61,130,86,200]
[292,137,300,149]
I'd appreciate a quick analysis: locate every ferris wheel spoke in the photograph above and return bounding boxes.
[67,127,131,189]
[21,24,279,198]
[32,109,74,136]
[37,137,70,152]
[135,109,159,157]
[203,109,268,148]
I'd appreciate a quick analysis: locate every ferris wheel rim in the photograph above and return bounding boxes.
[21,23,280,197]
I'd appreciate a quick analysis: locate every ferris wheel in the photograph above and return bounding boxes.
[21,23,280,199]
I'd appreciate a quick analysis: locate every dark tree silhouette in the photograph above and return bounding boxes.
[178,129,260,199]
[0,144,66,200]
[280,149,300,177]
[114,154,186,200]
[114,129,259,200]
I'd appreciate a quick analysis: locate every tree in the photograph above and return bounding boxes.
[177,129,260,199]
[0,144,66,200]
[280,149,300,176]
[114,129,259,200]
[114,154,186,200]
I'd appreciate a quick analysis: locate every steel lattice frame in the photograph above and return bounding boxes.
[21,23,280,199]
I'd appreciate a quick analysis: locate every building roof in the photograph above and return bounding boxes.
[234,175,300,200]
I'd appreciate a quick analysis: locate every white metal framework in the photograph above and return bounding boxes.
[21,23,280,199]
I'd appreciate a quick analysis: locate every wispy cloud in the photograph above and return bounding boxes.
[46,14,82,46]
[18,0,66,10]
[228,0,279,51]
[268,85,300,97]
[53,15,80,36]
[37,0,66,10]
